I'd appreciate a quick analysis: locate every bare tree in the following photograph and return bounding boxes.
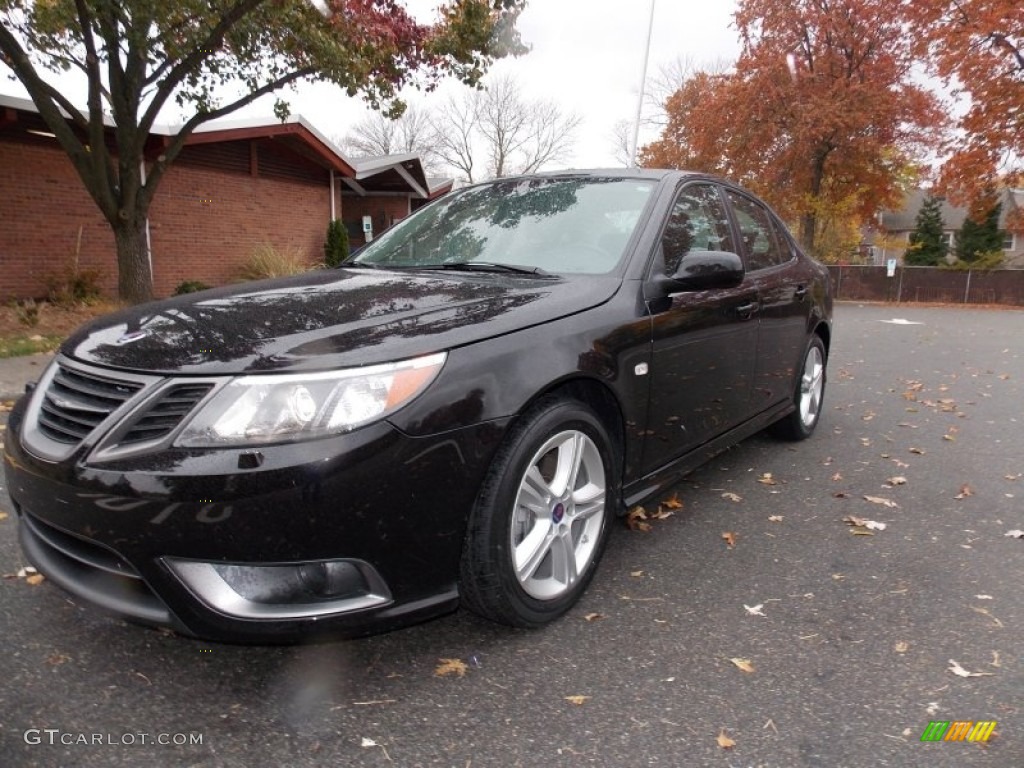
[609,119,634,167]
[644,55,733,128]
[341,106,443,174]
[429,90,481,182]
[429,74,581,182]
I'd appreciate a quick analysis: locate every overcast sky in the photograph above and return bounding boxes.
[1,1,742,170]
[296,0,742,168]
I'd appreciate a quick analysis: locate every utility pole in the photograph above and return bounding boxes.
[629,0,656,167]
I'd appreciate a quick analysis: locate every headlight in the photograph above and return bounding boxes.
[176,352,446,447]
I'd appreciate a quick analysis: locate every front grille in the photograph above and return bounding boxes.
[120,384,213,445]
[37,364,144,444]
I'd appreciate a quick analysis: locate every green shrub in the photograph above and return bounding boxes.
[324,219,350,268]
[941,250,1004,271]
[174,280,212,295]
[238,243,311,281]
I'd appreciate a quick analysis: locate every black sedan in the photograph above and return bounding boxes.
[3,170,832,642]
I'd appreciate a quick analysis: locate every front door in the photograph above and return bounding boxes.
[641,183,759,475]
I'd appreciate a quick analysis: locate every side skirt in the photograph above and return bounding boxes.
[621,401,794,509]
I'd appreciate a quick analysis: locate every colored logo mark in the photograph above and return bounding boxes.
[920,721,996,742]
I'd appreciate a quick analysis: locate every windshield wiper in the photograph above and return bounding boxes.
[415,262,553,277]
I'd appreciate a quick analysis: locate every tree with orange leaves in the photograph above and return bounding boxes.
[906,0,1023,205]
[642,0,945,259]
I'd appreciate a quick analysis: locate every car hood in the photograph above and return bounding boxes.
[62,268,620,374]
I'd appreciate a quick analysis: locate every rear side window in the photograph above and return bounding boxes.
[662,184,735,274]
[725,190,791,271]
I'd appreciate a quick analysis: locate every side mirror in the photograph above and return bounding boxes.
[671,250,745,291]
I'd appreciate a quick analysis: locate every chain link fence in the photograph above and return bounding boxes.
[827,266,1024,305]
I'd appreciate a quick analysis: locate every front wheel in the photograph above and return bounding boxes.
[770,334,827,441]
[460,397,616,627]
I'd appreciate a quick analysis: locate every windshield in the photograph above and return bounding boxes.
[351,176,657,275]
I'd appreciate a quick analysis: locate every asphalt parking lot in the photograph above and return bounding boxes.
[1,303,1022,768]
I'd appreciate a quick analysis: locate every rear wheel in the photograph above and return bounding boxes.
[770,334,827,441]
[460,397,615,627]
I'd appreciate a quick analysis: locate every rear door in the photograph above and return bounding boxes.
[640,182,760,475]
[722,188,811,411]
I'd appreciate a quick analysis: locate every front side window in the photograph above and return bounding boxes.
[661,184,735,274]
[725,190,791,271]
[352,177,657,275]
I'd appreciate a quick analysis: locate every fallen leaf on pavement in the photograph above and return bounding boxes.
[564,695,590,705]
[767,515,784,523]
[1005,530,1024,539]
[744,603,765,617]
[948,659,995,678]
[886,476,907,486]
[26,574,45,586]
[662,493,684,509]
[721,532,736,548]
[894,641,908,653]
[434,658,468,678]
[864,495,899,509]
[833,491,851,499]
[716,730,736,749]
[757,473,778,485]
[971,606,1003,627]
[831,472,843,481]
[909,447,926,455]
[721,492,742,502]
[583,613,604,622]
[954,484,973,500]
[650,507,675,520]
[729,658,755,673]
[626,506,651,532]
[0,512,8,521]
[843,515,886,531]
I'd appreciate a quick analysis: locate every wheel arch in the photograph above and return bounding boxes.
[814,320,831,356]
[515,376,628,507]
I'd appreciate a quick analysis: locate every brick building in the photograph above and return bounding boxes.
[0,94,452,301]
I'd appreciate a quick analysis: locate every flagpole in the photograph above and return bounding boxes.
[629,0,656,167]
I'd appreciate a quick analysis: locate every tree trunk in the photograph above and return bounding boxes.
[799,213,816,255]
[113,217,154,304]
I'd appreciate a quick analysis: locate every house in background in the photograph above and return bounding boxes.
[866,188,1024,268]
[0,94,452,301]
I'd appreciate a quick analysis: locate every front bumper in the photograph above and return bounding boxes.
[4,393,507,642]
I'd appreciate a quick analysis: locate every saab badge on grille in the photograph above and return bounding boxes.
[116,330,149,345]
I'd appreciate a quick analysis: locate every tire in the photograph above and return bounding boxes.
[770,334,827,441]
[460,396,616,627]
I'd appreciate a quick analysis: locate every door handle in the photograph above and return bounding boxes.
[794,285,808,299]
[736,302,759,317]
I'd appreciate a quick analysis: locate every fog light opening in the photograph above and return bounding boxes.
[165,558,392,620]
[298,561,363,599]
